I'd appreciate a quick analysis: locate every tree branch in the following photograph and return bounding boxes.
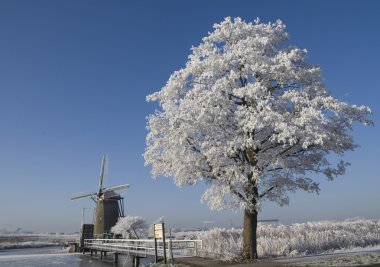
[259,186,276,198]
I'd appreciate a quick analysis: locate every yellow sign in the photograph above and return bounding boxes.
[154,223,164,238]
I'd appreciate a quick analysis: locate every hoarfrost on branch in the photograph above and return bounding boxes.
[144,17,372,213]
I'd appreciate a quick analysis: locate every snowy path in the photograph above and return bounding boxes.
[275,247,380,266]
[175,248,380,267]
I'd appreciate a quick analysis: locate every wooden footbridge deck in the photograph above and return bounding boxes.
[83,238,202,265]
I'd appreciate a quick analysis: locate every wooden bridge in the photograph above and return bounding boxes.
[83,238,202,265]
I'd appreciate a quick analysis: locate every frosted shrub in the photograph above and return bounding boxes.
[190,219,380,260]
[196,228,243,261]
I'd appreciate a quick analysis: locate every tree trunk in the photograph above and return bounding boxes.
[242,209,258,260]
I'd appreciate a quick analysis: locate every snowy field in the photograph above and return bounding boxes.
[0,233,78,250]
[1,219,379,266]
[174,218,380,263]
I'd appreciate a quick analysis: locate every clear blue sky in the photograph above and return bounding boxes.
[0,0,378,232]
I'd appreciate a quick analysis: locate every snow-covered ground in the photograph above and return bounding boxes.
[0,233,78,250]
[0,241,65,250]
[277,247,380,266]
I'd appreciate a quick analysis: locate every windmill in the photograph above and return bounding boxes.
[71,155,129,237]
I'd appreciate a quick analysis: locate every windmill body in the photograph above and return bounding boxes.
[93,191,122,236]
[71,155,129,237]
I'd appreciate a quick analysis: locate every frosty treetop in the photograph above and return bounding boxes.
[144,17,372,213]
[111,216,147,239]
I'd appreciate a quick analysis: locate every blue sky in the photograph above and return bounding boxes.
[0,0,379,232]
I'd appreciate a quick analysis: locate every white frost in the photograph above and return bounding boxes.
[178,218,380,261]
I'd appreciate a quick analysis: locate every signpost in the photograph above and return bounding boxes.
[154,223,163,238]
[153,223,166,264]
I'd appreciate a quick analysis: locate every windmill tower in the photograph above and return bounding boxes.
[71,155,129,237]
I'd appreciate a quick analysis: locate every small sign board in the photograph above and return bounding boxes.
[154,223,164,239]
[153,223,167,263]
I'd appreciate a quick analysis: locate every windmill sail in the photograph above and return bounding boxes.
[103,184,129,193]
[98,155,106,193]
[71,191,97,200]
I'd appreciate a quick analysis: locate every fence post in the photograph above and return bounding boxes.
[169,229,174,264]
[154,237,158,263]
[162,223,167,264]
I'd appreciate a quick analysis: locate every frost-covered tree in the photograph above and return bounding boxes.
[111,216,148,239]
[144,17,372,260]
